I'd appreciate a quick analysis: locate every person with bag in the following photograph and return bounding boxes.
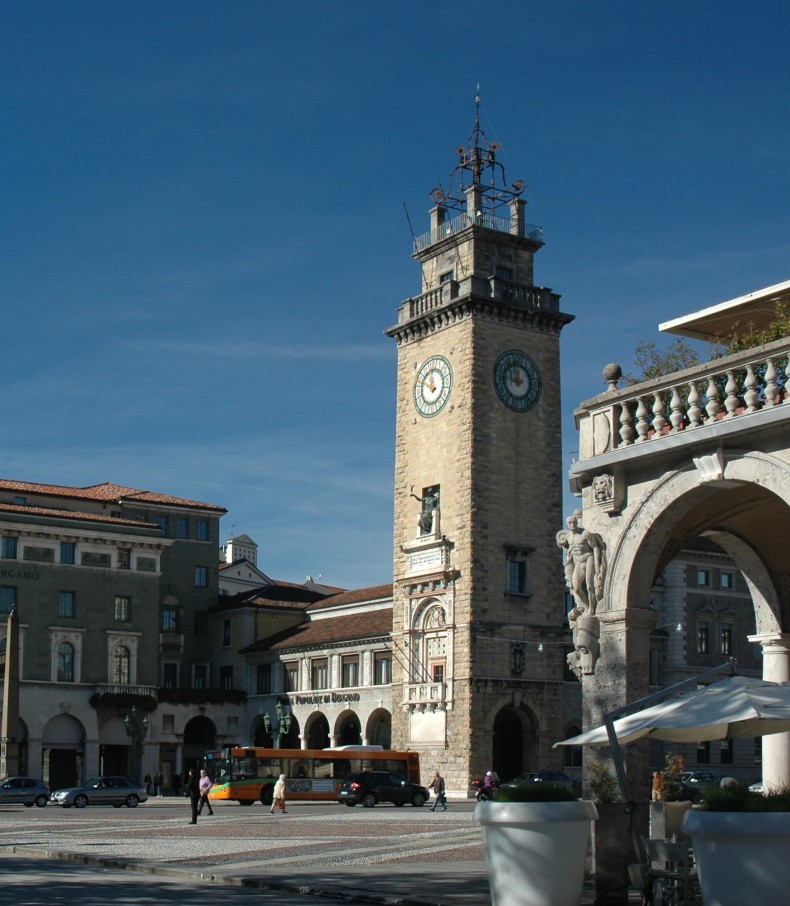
[429,770,447,811]
[197,769,214,816]
[270,773,287,814]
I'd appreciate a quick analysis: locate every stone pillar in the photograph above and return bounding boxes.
[748,632,790,790]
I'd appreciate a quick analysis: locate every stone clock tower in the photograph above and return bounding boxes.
[385,99,575,790]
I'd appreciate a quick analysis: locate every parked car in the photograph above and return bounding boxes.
[680,770,720,802]
[499,771,575,792]
[0,776,49,807]
[749,779,764,793]
[338,771,430,808]
[50,776,148,809]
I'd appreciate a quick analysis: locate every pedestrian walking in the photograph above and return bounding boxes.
[429,771,447,811]
[154,770,164,798]
[270,773,287,814]
[186,768,200,824]
[651,770,663,802]
[197,769,214,816]
[143,774,152,796]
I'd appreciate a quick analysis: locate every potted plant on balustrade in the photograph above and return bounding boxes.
[650,752,691,840]
[474,778,598,906]
[588,758,635,905]
[682,784,790,906]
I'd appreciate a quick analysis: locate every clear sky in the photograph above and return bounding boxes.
[2,2,788,588]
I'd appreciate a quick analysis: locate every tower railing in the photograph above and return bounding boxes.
[413,211,543,253]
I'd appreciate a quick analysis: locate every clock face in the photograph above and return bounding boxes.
[493,349,542,412]
[414,355,453,417]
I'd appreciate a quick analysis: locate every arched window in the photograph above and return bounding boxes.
[57,642,74,682]
[113,645,130,685]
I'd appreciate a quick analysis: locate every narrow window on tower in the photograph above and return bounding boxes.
[505,547,533,596]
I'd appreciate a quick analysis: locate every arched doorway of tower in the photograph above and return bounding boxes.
[492,704,538,781]
[306,712,330,749]
[366,709,392,748]
[182,714,216,776]
[42,714,85,789]
[335,712,362,747]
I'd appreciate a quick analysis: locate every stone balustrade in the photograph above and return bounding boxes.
[404,680,447,711]
[575,337,790,462]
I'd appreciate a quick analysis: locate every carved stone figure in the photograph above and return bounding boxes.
[566,613,600,679]
[557,511,606,618]
[557,511,606,680]
[411,486,440,536]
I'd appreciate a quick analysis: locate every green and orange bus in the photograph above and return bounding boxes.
[204,745,421,806]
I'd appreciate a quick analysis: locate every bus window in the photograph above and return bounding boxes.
[312,759,335,780]
[256,758,281,778]
[333,759,351,779]
[292,760,308,778]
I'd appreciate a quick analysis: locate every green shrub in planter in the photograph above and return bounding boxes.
[700,785,790,812]
[588,759,619,805]
[495,781,578,803]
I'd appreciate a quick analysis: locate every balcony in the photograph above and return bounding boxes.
[403,681,448,712]
[94,684,158,698]
[571,336,790,490]
[413,211,543,253]
[159,630,185,651]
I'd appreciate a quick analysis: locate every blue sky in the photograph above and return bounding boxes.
[2,2,788,588]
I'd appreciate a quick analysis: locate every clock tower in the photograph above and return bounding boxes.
[386,97,575,790]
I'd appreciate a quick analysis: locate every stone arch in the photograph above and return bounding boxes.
[182,715,216,775]
[411,597,448,684]
[42,713,85,790]
[491,702,538,781]
[334,711,362,747]
[305,711,330,749]
[365,708,392,748]
[603,454,790,633]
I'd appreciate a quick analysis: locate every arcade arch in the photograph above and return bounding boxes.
[305,712,330,749]
[490,703,538,781]
[42,713,85,790]
[366,709,392,748]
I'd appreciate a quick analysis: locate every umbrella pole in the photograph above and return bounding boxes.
[602,658,737,860]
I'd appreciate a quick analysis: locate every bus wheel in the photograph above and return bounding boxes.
[260,787,274,806]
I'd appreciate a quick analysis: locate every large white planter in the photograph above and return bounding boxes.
[682,809,790,906]
[474,800,598,906]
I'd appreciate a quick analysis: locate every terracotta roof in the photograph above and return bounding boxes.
[0,501,161,530]
[307,583,393,611]
[0,478,226,513]
[240,607,392,654]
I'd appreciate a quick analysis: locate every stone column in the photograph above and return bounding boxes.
[748,632,790,790]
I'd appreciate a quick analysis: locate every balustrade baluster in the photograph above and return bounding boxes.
[669,385,684,432]
[764,358,778,407]
[705,376,720,422]
[635,397,649,442]
[618,401,635,447]
[743,363,759,412]
[652,393,667,436]
[724,370,740,418]
[687,382,702,427]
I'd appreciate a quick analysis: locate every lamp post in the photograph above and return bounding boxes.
[124,705,149,780]
[262,697,292,748]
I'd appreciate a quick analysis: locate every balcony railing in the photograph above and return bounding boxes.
[574,337,790,465]
[403,681,447,711]
[94,684,158,698]
[413,212,543,253]
[159,630,185,650]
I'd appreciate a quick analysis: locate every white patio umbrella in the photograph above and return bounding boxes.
[556,674,790,749]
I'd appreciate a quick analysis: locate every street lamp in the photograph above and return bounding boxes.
[124,705,149,780]
[262,697,292,748]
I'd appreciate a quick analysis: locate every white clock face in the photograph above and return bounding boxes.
[414,356,452,417]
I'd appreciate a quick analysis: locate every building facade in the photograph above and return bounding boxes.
[384,102,577,791]
[0,478,226,790]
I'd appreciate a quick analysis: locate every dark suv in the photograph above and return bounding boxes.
[338,772,430,808]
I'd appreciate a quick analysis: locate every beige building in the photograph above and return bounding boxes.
[384,102,577,791]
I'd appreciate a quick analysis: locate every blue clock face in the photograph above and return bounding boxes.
[493,350,542,412]
[414,355,452,417]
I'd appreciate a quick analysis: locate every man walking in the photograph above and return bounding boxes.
[197,769,214,816]
[430,771,447,811]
